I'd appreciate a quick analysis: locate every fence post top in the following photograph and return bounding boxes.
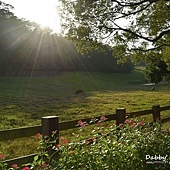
[42,116,58,119]
[116,108,126,110]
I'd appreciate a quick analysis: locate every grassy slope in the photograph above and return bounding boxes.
[0,68,170,159]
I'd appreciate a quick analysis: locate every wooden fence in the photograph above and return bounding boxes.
[1,104,170,167]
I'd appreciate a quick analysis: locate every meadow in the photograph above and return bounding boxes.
[0,67,170,160]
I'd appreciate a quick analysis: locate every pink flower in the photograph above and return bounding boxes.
[12,164,18,168]
[35,133,41,138]
[138,122,145,126]
[137,122,145,126]
[22,167,30,170]
[100,116,107,121]
[56,144,61,148]
[62,139,69,145]
[119,123,124,127]
[0,153,5,160]
[124,119,134,126]
[78,120,85,127]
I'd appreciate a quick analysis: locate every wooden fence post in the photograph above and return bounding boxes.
[152,105,161,122]
[116,108,126,126]
[42,116,59,157]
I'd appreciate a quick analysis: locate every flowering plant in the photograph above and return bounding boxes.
[0,133,51,170]
[0,117,170,170]
[51,117,170,170]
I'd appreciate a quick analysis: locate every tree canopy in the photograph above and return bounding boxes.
[58,0,170,66]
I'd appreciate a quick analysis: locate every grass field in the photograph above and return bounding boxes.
[0,68,170,159]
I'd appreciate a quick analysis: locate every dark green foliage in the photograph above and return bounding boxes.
[58,0,170,70]
[145,64,163,84]
[145,59,170,84]
[71,46,133,73]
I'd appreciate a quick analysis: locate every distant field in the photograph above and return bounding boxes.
[0,68,170,159]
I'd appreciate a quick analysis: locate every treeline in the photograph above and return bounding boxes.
[0,1,133,76]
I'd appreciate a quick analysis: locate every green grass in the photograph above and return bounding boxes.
[0,68,170,159]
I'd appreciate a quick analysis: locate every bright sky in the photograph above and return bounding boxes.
[3,0,61,32]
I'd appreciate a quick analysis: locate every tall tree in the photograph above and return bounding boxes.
[0,1,15,72]
[58,0,170,66]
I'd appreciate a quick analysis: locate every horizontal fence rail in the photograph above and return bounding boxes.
[0,126,42,141]
[59,113,116,131]
[1,104,170,167]
[160,105,170,111]
[4,154,37,167]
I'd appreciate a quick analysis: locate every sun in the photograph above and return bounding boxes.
[4,0,61,32]
[25,1,60,28]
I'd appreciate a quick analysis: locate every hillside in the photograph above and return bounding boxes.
[0,68,169,130]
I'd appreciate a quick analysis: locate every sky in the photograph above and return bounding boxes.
[3,0,61,32]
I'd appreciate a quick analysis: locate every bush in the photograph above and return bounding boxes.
[52,119,170,170]
[1,118,170,170]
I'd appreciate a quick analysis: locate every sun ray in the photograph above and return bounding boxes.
[30,31,44,78]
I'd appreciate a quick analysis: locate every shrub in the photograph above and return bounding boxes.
[51,119,170,170]
[1,118,170,170]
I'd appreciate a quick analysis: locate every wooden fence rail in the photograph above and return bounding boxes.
[1,104,170,167]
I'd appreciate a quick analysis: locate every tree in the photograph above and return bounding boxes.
[145,52,170,83]
[145,62,170,84]
[0,1,14,18]
[58,0,170,66]
[0,1,16,72]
